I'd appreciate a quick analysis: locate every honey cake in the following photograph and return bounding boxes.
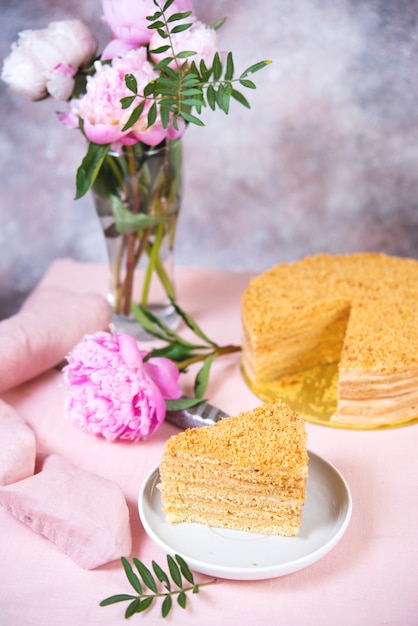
[241,252,418,427]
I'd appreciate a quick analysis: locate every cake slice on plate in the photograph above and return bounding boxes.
[158,399,308,536]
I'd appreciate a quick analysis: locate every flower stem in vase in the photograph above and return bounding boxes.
[93,139,182,340]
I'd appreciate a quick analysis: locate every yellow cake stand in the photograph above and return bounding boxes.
[241,361,418,430]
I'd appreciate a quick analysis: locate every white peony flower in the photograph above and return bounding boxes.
[1,19,97,101]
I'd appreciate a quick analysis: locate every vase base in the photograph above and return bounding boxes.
[109,304,180,341]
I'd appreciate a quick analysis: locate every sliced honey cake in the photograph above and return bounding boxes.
[241,252,418,427]
[158,399,308,536]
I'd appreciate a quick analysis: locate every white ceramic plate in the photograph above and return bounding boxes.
[138,451,352,581]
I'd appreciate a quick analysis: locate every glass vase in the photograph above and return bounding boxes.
[92,139,182,340]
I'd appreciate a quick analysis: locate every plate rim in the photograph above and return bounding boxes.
[138,449,352,581]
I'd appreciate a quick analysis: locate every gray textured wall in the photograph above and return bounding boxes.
[2,0,418,318]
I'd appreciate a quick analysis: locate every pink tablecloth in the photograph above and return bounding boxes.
[1,260,417,626]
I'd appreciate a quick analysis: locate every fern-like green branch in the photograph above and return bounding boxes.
[100,554,217,619]
[131,296,241,403]
[121,0,271,132]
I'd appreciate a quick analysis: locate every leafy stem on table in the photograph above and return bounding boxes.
[131,297,241,403]
[100,554,217,619]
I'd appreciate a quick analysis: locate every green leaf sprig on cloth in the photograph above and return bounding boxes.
[132,297,241,405]
[100,554,216,619]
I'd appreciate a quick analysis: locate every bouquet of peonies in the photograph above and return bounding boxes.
[2,0,269,326]
[2,0,267,441]
[2,0,269,198]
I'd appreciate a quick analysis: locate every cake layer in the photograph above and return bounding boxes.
[336,367,418,426]
[160,481,305,507]
[163,507,302,536]
[160,457,307,486]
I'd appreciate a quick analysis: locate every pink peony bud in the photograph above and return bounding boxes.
[101,0,195,50]
[62,332,182,442]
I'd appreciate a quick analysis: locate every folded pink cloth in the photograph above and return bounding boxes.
[0,400,36,486]
[0,454,132,569]
[0,286,111,394]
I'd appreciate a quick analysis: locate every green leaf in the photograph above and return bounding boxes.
[161,595,172,618]
[136,597,154,614]
[75,142,109,199]
[176,50,197,59]
[176,554,195,585]
[165,397,206,411]
[120,95,136,109]
[167,554,182,588]
[177,592,187,609]
[167,11,192,22]
[156,76,178,88]
[212,52,223,81]
[110,195,169,233]
[182,87,203,96]
[148,19,166,30]
[181,97,205,107]
[146,343,196,362]
[215,84,231,114]
[179,110,205,126]
[170,23,193,34]
[152,560,171,590]
[125,73,138,93]
[99,594,137,606]
[231,88,251,108]
[241,60,272,77]
[153,58,175,72]
[146,11,162,21]
[181,73,200,85]
[207,85,216,110]
[225,51,234,81]
[194,353,216,398]
[149,44,171,54]
[121,557,143,594]
[163,0,176,10]
[131,303,176,342]
[132,303,206,349]
[169,297,217,345]
[239,78,256,90]
[133,558,158,593]
[211,17,227,30]
[125,598,141,618]
[164,65,181,80]
[147,101,158,127]
[121,102,145,131]
[160,104,170,129]
[198,59,211,82]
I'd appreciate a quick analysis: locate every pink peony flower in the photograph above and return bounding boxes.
[62,331,182,442]
[101,0,195,57]
[65,47,185,145]
[1,20,96,101]
[150,18,220,71]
